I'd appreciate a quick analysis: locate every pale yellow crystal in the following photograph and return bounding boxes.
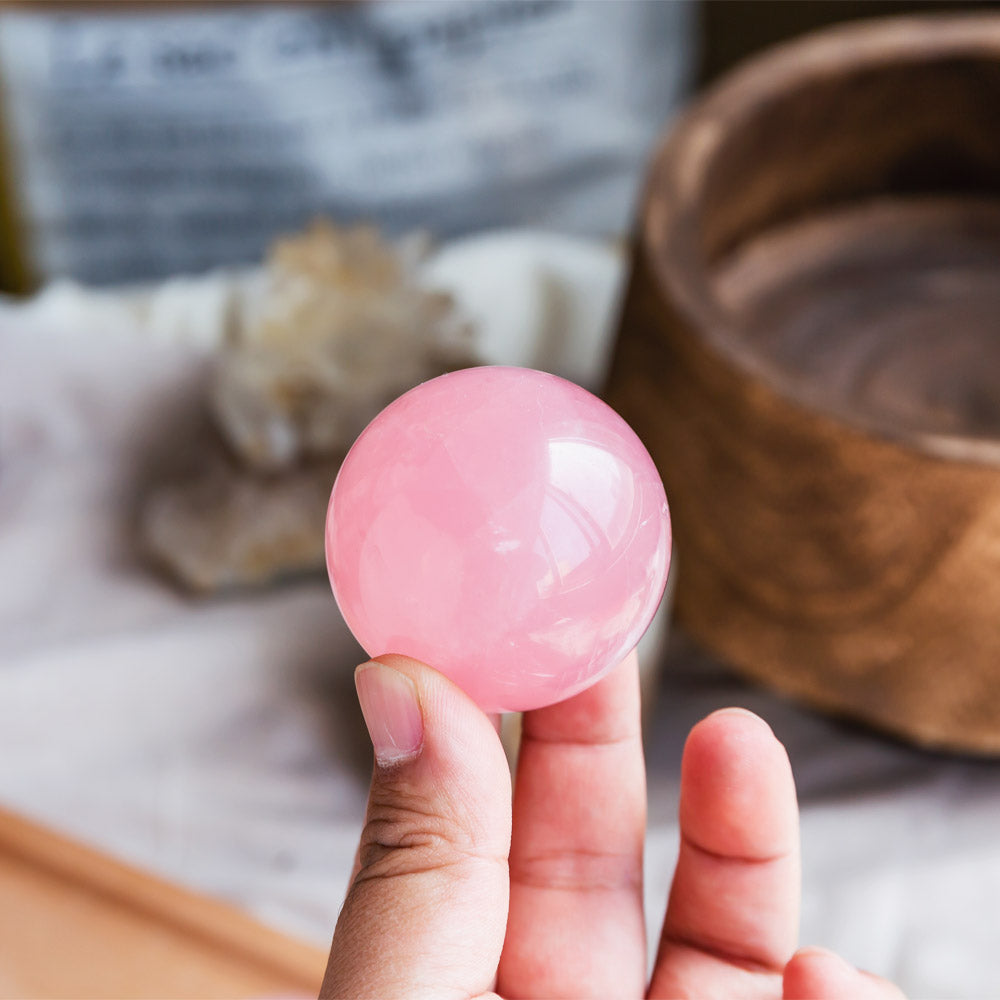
[212,221,476,471]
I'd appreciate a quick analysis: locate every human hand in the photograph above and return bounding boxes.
[320,652,905,999]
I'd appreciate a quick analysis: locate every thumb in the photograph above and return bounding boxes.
[321,655,512,1000]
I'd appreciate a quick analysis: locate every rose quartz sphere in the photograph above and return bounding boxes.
[326,366,671,712]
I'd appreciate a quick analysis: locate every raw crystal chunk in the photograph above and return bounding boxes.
[142,220,480,592]
[143,461,339,593]
[212,221,476,471]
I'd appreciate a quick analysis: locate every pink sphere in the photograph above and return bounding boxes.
[326,367,671,712]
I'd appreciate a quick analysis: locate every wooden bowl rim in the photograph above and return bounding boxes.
[642,13,1000,468]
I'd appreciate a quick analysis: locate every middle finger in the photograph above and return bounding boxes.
[497,651,647,999]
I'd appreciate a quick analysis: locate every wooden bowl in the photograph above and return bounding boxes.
[605,14,1000,753]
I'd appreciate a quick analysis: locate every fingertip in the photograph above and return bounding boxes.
[366,653,510,799]
[784,946,855,995]
[681,706,797,860]
[783,947,904,999]
[372,653,500,740]
[522,648,642,745]
[701,705,777,739]
[685,706,789,784]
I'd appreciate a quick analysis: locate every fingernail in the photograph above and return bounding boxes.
[355,661,424,766]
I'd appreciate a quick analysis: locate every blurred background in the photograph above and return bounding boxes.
[0,0,992,294]
[1,2,999,997]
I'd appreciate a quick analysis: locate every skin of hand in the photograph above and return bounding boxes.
[320,651,906,1000]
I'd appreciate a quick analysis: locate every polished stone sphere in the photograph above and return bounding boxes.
[326,367,671,712]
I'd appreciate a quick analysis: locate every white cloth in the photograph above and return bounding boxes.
[1,244,997,997]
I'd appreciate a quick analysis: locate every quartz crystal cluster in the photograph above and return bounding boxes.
[143,221,477,592]
[212,222,474,471]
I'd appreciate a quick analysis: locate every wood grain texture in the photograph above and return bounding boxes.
[604,15,1000,752]
[0,805,327,999]
[715,198,1000,441]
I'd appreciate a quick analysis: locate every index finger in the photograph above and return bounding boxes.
[497,650,647,999]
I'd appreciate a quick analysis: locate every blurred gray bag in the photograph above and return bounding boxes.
[0,0,693,284]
